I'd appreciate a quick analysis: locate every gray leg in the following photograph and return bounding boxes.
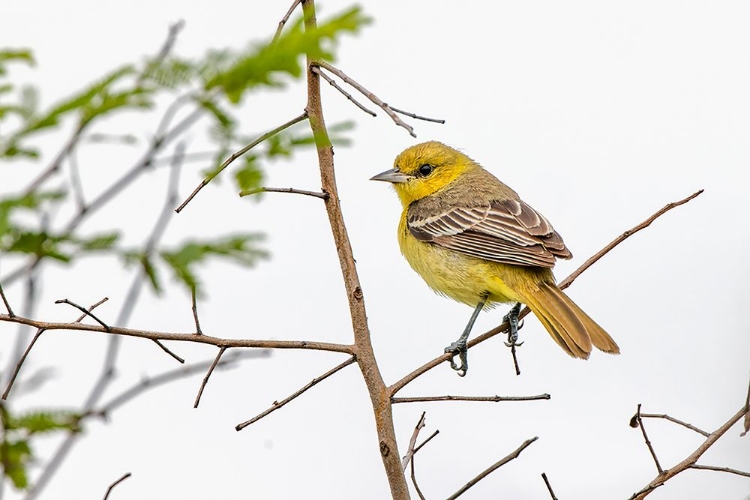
[503,303,523,347]
[444,295,487,377]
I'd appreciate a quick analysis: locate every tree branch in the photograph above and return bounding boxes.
[193,347,227,408]
[401,412,427,471]
[235,355,356,430]
[175,112,309,213]
[240,186,329,200]
[102,472,131,500]
[392,394,550,404]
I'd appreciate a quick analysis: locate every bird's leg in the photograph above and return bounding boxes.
[503,303,524,347]
[444,294,488,377]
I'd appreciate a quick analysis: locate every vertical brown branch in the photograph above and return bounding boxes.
[300,1,408,498]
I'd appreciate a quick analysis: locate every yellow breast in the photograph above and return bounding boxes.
[397,211,527,307]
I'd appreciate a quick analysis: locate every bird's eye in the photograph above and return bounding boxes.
[418,164,433,177]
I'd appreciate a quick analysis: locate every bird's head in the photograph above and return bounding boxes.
[371,141,477,206]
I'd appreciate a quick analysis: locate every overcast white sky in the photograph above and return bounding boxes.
[1,1,749,499]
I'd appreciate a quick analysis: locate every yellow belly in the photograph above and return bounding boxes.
[397,214,549,307]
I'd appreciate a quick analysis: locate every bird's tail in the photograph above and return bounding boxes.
[520,281,619,359]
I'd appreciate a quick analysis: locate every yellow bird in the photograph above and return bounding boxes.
[371,141,619,375]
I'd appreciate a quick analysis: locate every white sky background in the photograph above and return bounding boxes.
[1,1,749,499]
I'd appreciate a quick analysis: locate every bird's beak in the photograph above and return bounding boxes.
[370,168,412,184]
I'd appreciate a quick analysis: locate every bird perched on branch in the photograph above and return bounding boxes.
[371,141,619,376]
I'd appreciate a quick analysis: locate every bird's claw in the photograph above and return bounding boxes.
[444,341,469,377]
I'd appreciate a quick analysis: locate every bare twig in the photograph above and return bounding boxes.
[629,397,750,499]
[633,404,664,474]
[541,472,558,499]
[55,298,111,331]
[240,186,329,200]
[235,355,356,430]
[3,296,109,400]
[2,329,44,400]
[561,189,703,290]
[0,281,15,317]
[175,112,309,213]
[74,297,109,322]
[390,106,445,124]
[312,66,377,117]
[742,377,750,437]
[410,429,439,500]
[446,436,539,500]
[689,464,750,478]
[193,347,227,408]
[392,394,550,404]
[389,189,704,396]
[191,287,202,335]
[315,62,417,137]
[97,350,268,416]
[639,413,710,437]
[272,0,303,42]
[401,412,427,471]
[150,338,185,364]
[102,472,131,500]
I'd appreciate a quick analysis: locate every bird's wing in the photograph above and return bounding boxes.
[407,199,572,267]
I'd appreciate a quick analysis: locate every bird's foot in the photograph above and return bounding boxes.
[503,303,524,348]
[444,340,469,377]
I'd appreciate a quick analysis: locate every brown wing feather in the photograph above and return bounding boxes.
[408,199,572,268]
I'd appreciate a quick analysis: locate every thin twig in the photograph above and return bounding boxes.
[629,393,750,499]
[150,339,185,364]
[410,429,439,500]
[402,412,427,471]
[0,281,14,317]
[315,62,417,137]
[193,347,227,408]
[3,297,109,400]
[639,413,710,437]
[392,394,550,404]
[191,287,202,335]
[410,456,426,500]
[272,0,303,42]
[742,377,750,437]
[102,472,131,500]
[97,350,268,416]
[634,404,664,474]
[446,436,539,500]
[312,66,377,117]
[236,355,356,430]
[74,297,109,322]
[389,189,704,396]
[560,189,703,290]
[690,464,750,478]
[541,472,558,500]
[55,298,111,331]
[240,186,329,200]
[175,112,309,213]
[2,329,44,400]
[390,106,445,124]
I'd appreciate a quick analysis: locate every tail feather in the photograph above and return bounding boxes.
[521,282,619,358]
